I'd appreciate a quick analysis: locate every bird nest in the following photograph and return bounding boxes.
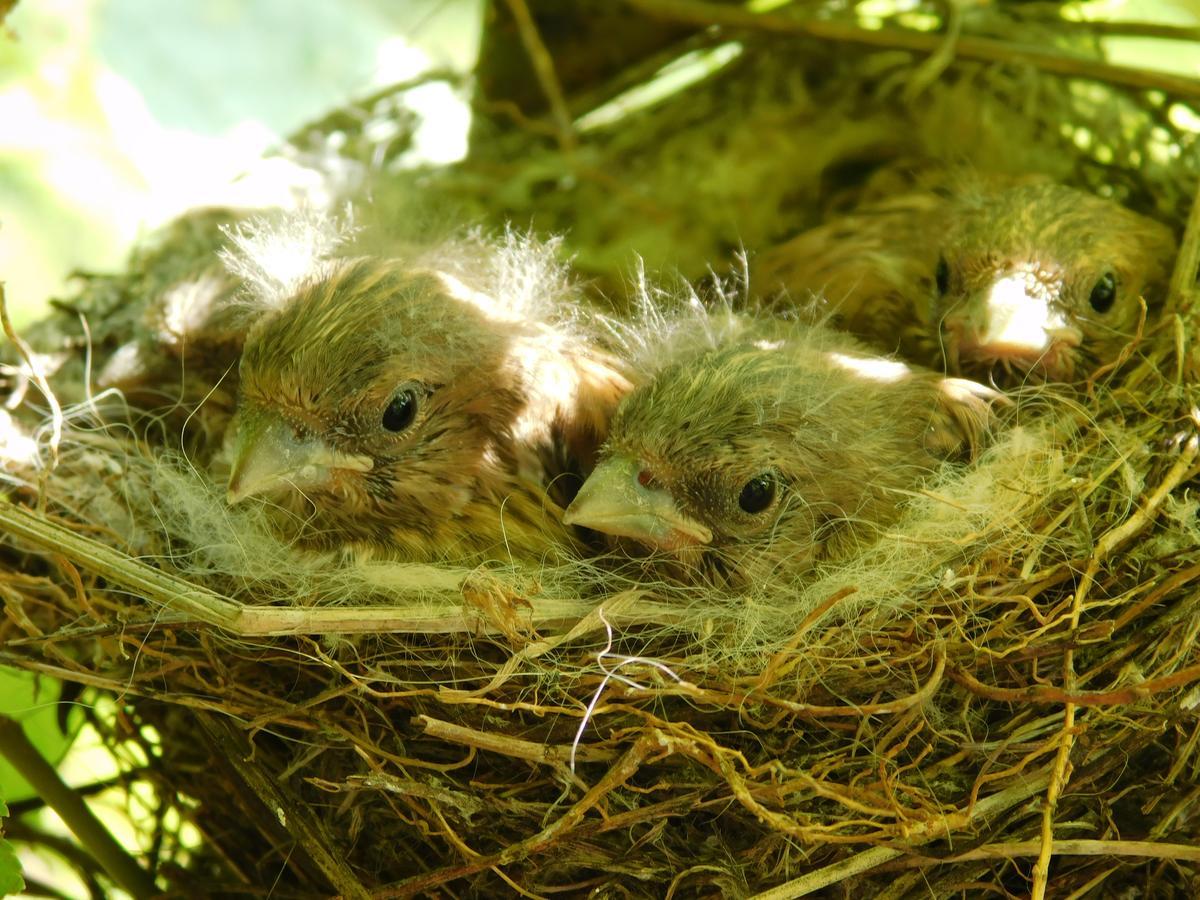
[4,3,1200,897]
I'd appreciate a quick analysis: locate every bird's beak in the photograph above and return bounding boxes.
[226,412,373,505]
[563,455,712,550]
[959,274,1073,361]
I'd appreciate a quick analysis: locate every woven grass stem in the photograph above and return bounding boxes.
[1032,420,1199,898]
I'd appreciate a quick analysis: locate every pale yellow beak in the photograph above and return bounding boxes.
[564,455,712,550]
[965,274,1073,360]
[226,411,373,505]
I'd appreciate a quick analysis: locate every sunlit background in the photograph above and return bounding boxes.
[0,0,481,325]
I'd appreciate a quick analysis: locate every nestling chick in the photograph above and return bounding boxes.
[1,208,255,458]
[753,178,1176,384]
[563,310,998,588]
[226,231,630,564]
[933,181,1176,382]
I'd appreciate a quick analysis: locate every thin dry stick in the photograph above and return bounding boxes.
[502,0,577,150]
[195,712,372,900]
[898,838,1200,866]
[753,586,858,689]
[948,658,1200,706]
[0,497,599,635]
[1167,176,1200,316]
[378,731,666,897]
[728,649,946,718]
[437,592,647,699]
[1113,562,1200,633]
[624,0,1200,99]
[1011,13,1200,43]
[415,714,616,765]
[749,773,1052,899]
[670,733,895,836]
[0,497,242,629]
[0,499,709,637]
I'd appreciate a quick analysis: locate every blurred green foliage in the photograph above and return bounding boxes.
[0,800,24,896]
[0,671,78,806]
[0,0,479,325]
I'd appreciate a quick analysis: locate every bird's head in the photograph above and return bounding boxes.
[564,327,963,585]
[227,258,530,550]
[564,349,790,557]
[933,183,1175,383]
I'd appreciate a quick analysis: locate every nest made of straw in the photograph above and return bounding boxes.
[4,3,1200,897]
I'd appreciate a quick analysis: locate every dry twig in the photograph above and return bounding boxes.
[624,0,1200,99]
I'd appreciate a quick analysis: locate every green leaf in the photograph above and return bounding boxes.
[0,668,81,804]
[0,800,25,896]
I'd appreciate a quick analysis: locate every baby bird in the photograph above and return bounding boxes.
[933,181,1176,382]
[753,177,1176,384]
[563,309,998,588]
[225,228,631,564]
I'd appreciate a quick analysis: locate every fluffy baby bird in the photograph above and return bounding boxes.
[563,308,998,588]
[224,223,630,564]
[753,177,1176,384]
[933,181,1176,382]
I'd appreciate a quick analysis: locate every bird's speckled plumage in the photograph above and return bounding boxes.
[752,191,947,362]
[565,310,998,588]
[934,181,1176,381]
[753,177,1176,384]
[228,244,630,565]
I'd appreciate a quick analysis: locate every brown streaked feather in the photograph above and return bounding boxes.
[230,251,630,565]
[752,191,949,365]
[570,311,999,589]
[753,174,1176,384]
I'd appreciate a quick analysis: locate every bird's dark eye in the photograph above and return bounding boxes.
[737,473,777,514]
[1088,272,1117,313]
[382,389,419,432]
[935,256,950,296]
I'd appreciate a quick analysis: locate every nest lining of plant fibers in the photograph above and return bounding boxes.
[4,3,1200,897]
